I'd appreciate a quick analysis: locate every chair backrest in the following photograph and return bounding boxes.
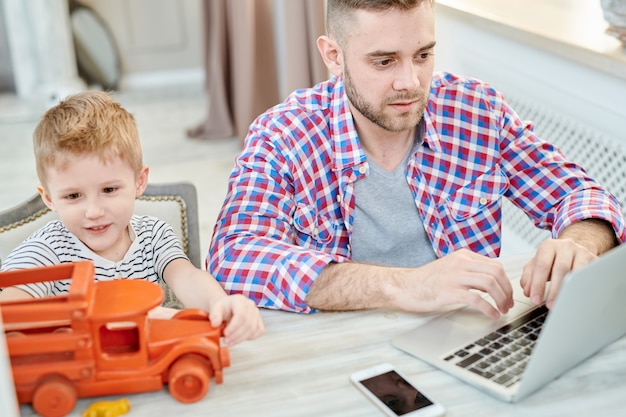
[0,182,201,309]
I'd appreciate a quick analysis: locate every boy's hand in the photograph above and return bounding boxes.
[209,294,264,346]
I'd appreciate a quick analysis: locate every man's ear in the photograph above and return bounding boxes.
[37,185,55,211]
[317,35,344,78]
[135,165,149,197]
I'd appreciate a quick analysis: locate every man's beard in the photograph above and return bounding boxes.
[343,66,427,133]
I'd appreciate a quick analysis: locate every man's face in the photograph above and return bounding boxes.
[339,3,436,133]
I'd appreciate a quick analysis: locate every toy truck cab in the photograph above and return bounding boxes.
[91,277,161,372]
[0,262,230,417]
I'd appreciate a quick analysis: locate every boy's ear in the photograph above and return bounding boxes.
[37,185,55,211]
[317,35,343,78]
[135,165,149,197]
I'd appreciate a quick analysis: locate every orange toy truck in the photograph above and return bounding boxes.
[0,261,230,417]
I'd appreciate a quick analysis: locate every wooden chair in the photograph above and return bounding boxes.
[0,182,201,308]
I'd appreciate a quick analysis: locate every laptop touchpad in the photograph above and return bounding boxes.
[444,299,533,329]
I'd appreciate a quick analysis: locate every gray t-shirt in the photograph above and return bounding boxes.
[351,129,437,268]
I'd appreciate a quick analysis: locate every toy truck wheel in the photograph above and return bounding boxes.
[168,354,210,403]
[32,374,77,417]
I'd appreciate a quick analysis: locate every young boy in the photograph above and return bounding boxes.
[0,90,263,346]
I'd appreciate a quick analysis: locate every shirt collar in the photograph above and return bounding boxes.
[422,107,444,153]
[329,77,445,172]
[329,77,367,172]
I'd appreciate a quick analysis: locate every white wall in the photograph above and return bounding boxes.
[434,7,626,143]
[79,0,204,90]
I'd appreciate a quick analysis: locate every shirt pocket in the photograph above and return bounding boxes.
[445,165,509,221]
[292,203,334,247]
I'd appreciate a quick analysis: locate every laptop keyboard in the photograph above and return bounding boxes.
[443,305,549,387]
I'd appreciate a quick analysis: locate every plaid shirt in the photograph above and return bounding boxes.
[208,72,626,313]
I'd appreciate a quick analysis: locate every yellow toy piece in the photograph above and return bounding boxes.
[82,398,130,417]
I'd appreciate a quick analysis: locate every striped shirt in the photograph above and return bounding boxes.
[1,215,187,297]
[208,72,626,314]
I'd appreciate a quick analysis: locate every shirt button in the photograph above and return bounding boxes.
[479,197,488,205]
[313,227,319,236]
[337,194,342,203]
[358,165,367,175]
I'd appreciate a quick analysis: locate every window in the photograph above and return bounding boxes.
[99,321,140,354]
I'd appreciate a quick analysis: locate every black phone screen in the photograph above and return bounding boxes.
[361,370,434,416]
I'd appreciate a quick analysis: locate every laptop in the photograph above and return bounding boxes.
[392,243,626,402]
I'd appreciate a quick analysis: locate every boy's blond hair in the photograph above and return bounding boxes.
[33,90,142,186]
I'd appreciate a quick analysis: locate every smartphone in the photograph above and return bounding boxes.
[350,363,445,417]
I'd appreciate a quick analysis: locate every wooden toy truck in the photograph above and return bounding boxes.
[0,261,230,417]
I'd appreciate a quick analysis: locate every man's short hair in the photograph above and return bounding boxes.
[326,0,433,46]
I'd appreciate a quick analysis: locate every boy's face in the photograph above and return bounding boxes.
[39,153,149,261]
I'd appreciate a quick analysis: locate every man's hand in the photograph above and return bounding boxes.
[393,249,514,319]
[308,248,514,319]
[520,219,617,309]
[520,238,596,309]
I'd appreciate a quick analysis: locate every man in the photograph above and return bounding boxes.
[208,0,625,317]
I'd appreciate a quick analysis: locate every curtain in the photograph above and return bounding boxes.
[187,0,327,142]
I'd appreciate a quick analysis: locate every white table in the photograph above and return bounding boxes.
[19,254,626,416]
